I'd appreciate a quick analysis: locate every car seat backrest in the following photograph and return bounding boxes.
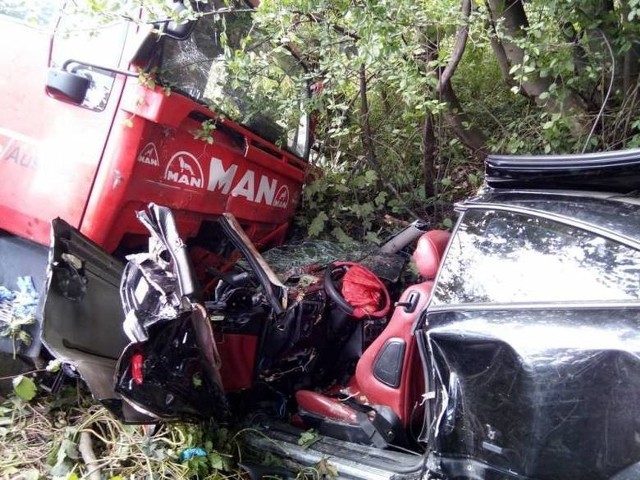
[413,230,451,279]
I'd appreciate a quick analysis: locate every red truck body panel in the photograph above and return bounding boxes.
[0,11,312,255]
[0,16,126,245]
[82,84,310,253]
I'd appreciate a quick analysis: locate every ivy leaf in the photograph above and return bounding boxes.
[365,231,381,245]
[298,429,319,448]
[12,375,37,401]
[331,227,353,244]
[308,211,328,237]
[208,452,225,470]
[61,438,80,460]
[364,169,378,184]
[374,191,387,206]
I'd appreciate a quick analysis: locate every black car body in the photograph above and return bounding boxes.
[41,149,640,479]
[425,150,640,480]
[428,211,640,478]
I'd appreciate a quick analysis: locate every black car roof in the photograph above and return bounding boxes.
[485,148,640,193]
[462,149,640,245]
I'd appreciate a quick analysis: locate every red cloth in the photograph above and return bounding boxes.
[341,264,386,317]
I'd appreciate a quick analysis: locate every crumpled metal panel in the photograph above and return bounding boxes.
[427,308,640,480]
[116,204,228,421]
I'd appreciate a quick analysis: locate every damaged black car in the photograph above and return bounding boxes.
[42,148,640,479]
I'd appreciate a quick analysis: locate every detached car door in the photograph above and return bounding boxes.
[424,206,640,480]
[42,219,136,418]
[42,206,228,423]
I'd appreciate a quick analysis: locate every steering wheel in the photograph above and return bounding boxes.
[323,261,391,319]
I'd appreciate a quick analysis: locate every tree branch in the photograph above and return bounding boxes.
[440,80,488,157]
[483,1,520,89]
[486,0,589,136]
[430,0,487,158]
[360,63,379,174]
[437,0,472,93]
[422,113,437,199]
[293,11,360,40]
[359,64,378,167]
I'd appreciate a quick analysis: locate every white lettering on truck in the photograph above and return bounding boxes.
[207,158,237,194]
[207,157,288,209]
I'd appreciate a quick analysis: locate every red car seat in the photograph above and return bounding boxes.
[295,230,451,445]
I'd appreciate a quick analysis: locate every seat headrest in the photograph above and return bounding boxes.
[413,230,451,279]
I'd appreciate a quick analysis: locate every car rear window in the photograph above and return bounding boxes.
[432,209,640,305]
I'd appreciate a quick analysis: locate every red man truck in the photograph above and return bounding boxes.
[0,0,314,363]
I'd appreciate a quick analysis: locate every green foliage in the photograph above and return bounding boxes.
[12,375,37,401]
[50,434,80,478]
[298,429,320,448]
[0,387,250,479]
[299,166,394,242]
[193,119,218,144]
[138,68,172,96]
[0,312,34,357]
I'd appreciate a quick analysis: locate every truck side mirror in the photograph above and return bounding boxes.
[45,68,91,105]
[163,1,196,40]
[165,19,195,40]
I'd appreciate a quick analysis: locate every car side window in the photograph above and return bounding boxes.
[432,209,640,305]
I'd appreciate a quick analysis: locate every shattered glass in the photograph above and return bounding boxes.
[250,240,408,284]
[158,1,310,157]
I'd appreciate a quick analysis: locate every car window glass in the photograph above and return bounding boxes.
[432,209,640,305]
[158,1,309,158]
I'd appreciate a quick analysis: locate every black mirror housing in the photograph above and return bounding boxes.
[163,1,196,40]
[45,68,90,104]
[165,19,195,39]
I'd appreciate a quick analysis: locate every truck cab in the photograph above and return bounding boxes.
[0,0,314,360]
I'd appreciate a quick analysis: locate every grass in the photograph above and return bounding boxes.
[0,381,247,480]
[0,378,336,480]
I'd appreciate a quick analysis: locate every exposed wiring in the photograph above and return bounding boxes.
[582,29,615,153]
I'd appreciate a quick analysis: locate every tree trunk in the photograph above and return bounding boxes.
[486,0,590,137]
[423,113,437,199]
[359,64,379,170]
[434,0,488,158]
[440,80,488,158]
